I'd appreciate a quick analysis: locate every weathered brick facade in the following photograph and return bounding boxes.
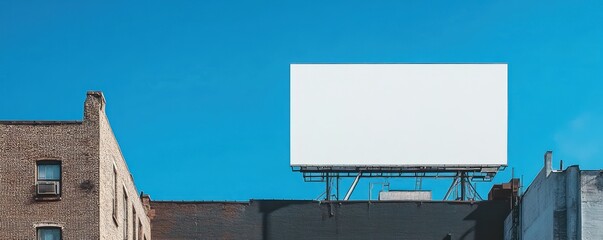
[0,92,151,239]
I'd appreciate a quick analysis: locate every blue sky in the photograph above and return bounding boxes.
[1,1,602,200]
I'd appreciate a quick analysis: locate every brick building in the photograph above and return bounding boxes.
[0,92,151,239]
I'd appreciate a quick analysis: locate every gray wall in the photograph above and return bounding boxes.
[517,166,581,240]
[581,171,603,240]
[511,165,603,240]
[151,200,510,240]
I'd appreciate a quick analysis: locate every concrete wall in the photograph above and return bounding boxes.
[98,92,152,240]
[151,200,511,240]
[580,171,603,240]
[519,169,559,240]
[503,212,513,240]
[0,93,102,239]
[512,162,603,240]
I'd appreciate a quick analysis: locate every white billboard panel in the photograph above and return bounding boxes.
[290,64,507,167]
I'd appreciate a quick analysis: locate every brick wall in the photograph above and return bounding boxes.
[151,200,511,240]
[0,93,102,239]
[98,93,152,240]
[0,91,151,239]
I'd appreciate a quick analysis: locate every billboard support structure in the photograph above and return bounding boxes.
[293,165,502,182]
[442,172,484,201]
[297,165,503,201]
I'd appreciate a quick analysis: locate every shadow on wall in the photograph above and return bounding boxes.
[257,200,311,240]
[257,200,511,240]
[462,201,511,240]
[150,200,512,240]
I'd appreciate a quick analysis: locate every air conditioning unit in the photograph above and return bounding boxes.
[37,181,60,195]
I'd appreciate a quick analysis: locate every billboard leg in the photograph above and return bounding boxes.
[444,171,483,201]
[461,172,467,200]
[344,173,361,201]
[467,179,483,200]
[325,173,331,201]
[336,176,340,200]
[444,177,459,200]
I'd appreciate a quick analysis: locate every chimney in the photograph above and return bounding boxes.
[140,193,155,219]
[544,151,552,177]
[83,91,106,123]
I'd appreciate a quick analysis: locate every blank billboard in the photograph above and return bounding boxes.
[290,64,507,167]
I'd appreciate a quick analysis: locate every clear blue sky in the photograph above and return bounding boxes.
[1,1,602,201]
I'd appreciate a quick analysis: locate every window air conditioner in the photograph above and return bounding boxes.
[37,181,60,195]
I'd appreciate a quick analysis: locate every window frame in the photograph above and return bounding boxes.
[123,187,129,240]
[133,207,137,240]
[35,160,62,198]
[138,218,143,240]
[112,164,118,225]
[37,226,62,240]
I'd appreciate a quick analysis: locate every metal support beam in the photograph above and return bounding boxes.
[336,176,340,200]
[467,180,483,201]
[325,173,331,201]
[343,174,361,201]
[415,172,424,190]
[443,177,459,200]
[460,172,467,201]
[443,171,483,201]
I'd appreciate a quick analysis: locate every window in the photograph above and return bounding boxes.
[36,161,61,196]
[37,227,61,240]
[133,208,137,240]
[138,219,143,240]
[112,165,118,223]
[123,188,128,240]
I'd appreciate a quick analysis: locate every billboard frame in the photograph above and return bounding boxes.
[294,165,505,202]
[290,63,508,168]
[292,165,504,182]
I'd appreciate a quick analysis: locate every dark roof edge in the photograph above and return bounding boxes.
[0,120,83,125]
[150,199,500,204]
[151,200,252,204]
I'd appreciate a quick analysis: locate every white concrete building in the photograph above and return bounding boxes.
[505,151,603,240]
